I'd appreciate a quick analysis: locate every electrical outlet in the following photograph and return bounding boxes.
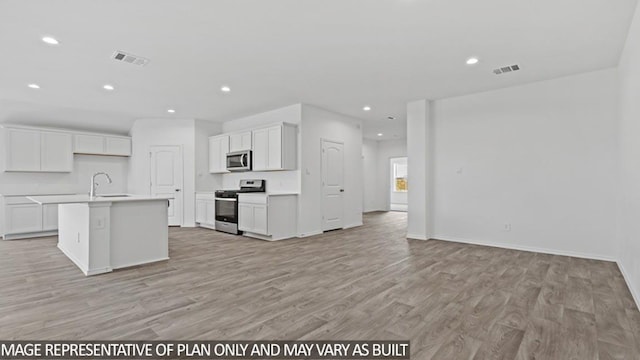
[503,223,512,232]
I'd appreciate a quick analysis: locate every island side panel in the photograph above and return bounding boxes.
[57,203,91,275]
[109,200,169,269]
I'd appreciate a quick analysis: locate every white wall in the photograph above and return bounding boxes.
[362,139,379,212]
[129,118,219,227]
[429,68,619,259]
[617,1,640,305]
[221,104,301,193]
[194,120,223,192]
[299,104,363,236]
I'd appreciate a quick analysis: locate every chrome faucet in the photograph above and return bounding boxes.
[89,172,112,198]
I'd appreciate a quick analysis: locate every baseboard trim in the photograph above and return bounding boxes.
[57,243,112,276]
[431,235,618,262]
[616,261,640,310]
[344,222,363,230]
[407,233,429,241]
[298,230,323,238]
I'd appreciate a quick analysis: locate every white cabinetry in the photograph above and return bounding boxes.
[105,137,132,156]
[229,131,252,152]
[41,131,73,172]
[74,134,105,154]
[208,135,230,173]
[252,124,297,171]
[74,134,131,157]
[195,193,216,229]
[238,193,297,241]
[1,196,64,239]
[2,127,73,172]
[42,204,59,231]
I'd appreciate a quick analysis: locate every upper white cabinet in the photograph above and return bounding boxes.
[229,131,252,152]
[209,135,230,173]
[74,134,131,157]
[105,136,131,156]
[3,128,73,172]
[40,131,73,172]
[74,134,105,154]
[252,124,297,171]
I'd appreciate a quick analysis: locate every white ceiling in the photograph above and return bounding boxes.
[0,0,636,139]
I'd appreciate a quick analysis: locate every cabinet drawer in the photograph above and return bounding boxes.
[238,194,267,205]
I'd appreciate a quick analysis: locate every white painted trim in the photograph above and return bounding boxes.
[617,261,640,310]
[85,267,114,276]
[113,257,170,270]
[431,234,618,262]
[298,230,323,238]
[3,230,58,240]
[197,223,216,230]
[343,222,363,229]
[407,233,429,241]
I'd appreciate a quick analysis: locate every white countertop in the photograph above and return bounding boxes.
[237,192,300,196]
[27,194,173,205]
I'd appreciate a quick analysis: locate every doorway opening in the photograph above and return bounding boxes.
[389,157,408,212]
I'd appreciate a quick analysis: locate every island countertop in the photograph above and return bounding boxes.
[27,194,173,205]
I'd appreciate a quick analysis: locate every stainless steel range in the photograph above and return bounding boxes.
[214,179,266,235]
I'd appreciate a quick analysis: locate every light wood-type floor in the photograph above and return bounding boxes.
[1,212,639,359]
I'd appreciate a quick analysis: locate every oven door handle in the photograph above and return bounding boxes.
[215,198,237,202]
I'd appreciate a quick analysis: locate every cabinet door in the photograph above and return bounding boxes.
[238,203,253,231]
[196,199,207,224]
[40,131,73,172]
[105,137,131,156]
[252,128,269,171]
[205,200,216,225]
[267,126,282,170]
[74,134,105,154]
[209,135,229,173]
[42,204,59,231]
[5,204,42,234]
[5,129,41,172]
[229,132,252,152]
[252,205,268,235]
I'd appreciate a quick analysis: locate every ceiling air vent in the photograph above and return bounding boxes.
[493,64,520,75]
[112,51,149,66]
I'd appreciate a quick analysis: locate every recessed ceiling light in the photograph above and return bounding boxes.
[377,133,383,137]
[363,106,371,111]
[27,84,40,89]
[103,84,115,91]
[167,109,176,113]
[221,86,231,93]
[466,57,479,65]
[42,36,59,45]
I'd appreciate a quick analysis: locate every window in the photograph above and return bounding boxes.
[393,163,408,192]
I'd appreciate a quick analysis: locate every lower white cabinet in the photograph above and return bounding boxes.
[238,193,297,241]
[195,193,216,229]
[1,196,64,239]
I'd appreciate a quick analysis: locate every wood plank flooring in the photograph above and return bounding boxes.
[1,211,639,359]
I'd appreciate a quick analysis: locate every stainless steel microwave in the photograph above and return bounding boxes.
[226,150,252,172]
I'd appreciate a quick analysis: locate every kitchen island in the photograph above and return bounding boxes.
[27,195,169,276]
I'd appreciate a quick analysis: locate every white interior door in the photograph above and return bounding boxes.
[322,139,344,231]
[150,145,183,226]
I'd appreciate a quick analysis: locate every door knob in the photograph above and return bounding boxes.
[175,189,181,192]
[340,189,344,192]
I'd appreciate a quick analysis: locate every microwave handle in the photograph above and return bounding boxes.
[241,153,246,167]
